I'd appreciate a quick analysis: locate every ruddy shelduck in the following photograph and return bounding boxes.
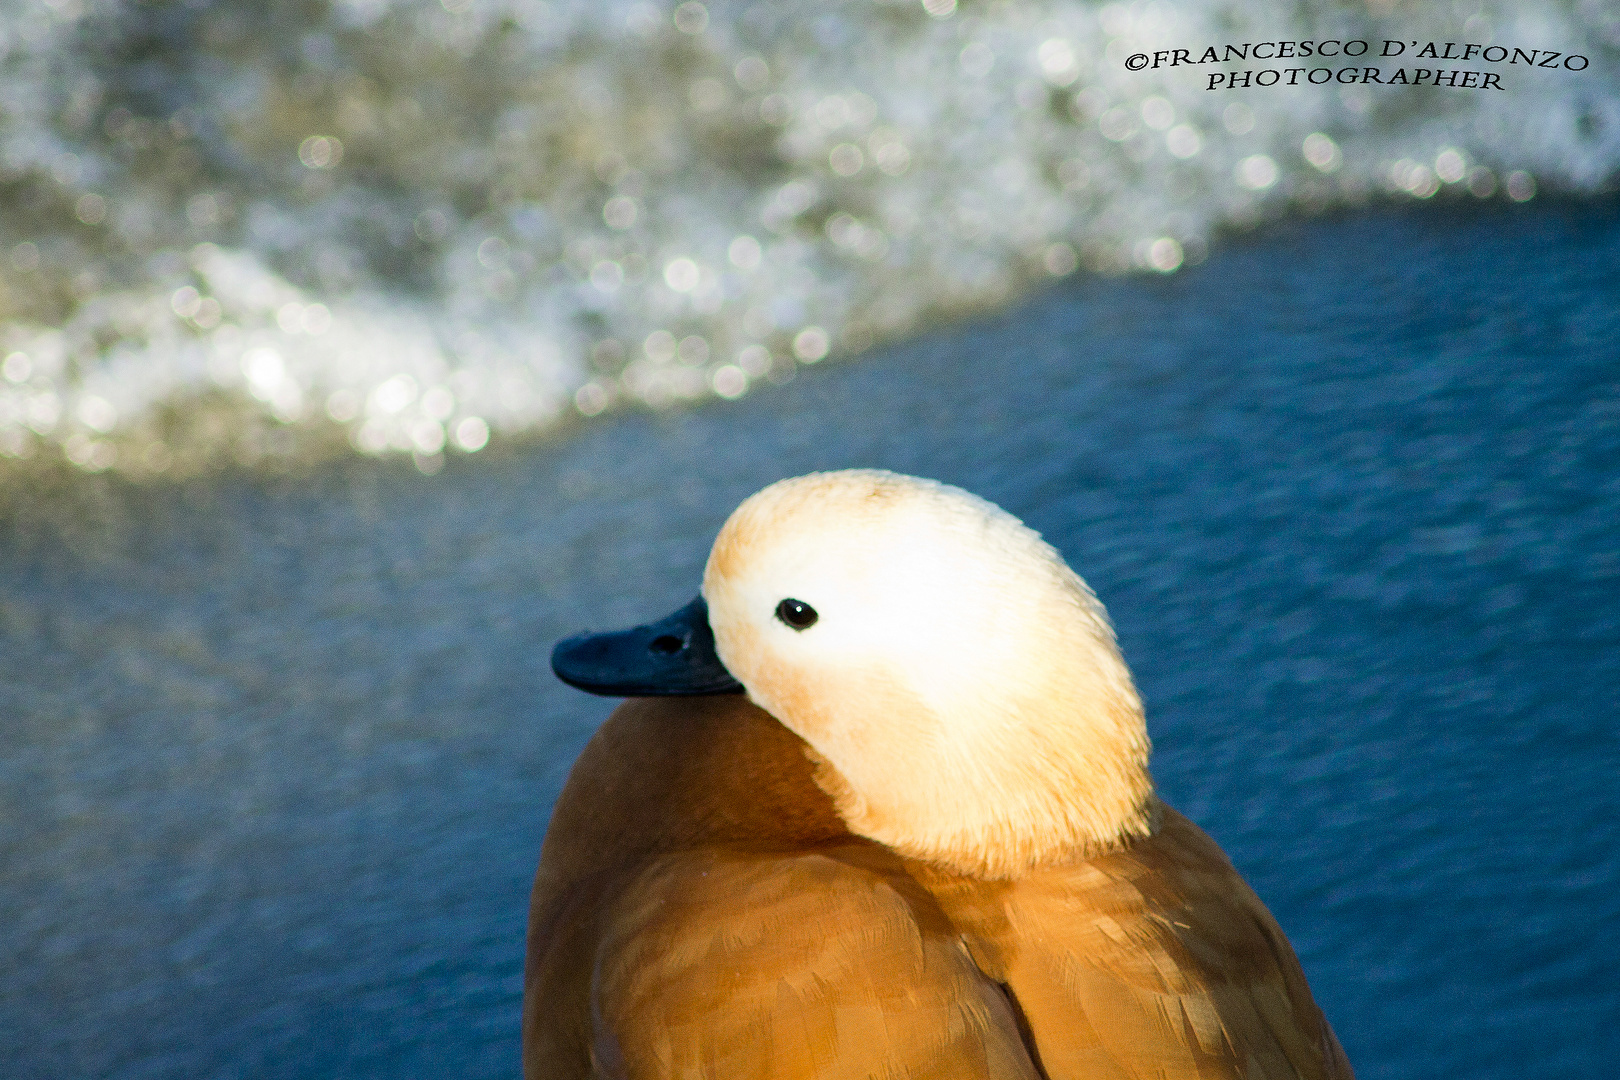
[528,469,1353,1079]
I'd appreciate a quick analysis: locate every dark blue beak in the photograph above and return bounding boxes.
[550,596,745,697]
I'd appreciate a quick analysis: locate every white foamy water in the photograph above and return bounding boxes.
[1,0,1616,475]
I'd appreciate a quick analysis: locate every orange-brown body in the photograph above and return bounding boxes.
[524,696,1353,1080]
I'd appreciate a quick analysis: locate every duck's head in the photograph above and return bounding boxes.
[553,470,1155,878]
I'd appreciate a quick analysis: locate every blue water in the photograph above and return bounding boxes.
[3,199,1618,1078]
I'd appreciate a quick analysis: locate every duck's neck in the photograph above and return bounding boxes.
[799,687,1158,880]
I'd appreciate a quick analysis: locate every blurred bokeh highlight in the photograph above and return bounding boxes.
[0,0,1615,474]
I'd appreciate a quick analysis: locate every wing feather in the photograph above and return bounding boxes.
[915,805,1354,1080]
[591,844,1042,1080]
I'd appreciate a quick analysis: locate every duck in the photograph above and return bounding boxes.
[526,469,1354,1080]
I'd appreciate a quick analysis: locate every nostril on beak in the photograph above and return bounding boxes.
[648,634,684,655]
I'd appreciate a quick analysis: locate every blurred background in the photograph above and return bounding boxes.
[2,0,1618,1077]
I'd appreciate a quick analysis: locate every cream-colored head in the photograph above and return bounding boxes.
[702,470,1154,879]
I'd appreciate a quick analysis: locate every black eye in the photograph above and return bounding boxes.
[775,598,818,630]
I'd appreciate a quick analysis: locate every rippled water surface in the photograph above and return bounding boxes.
[3,200,1619,1078]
